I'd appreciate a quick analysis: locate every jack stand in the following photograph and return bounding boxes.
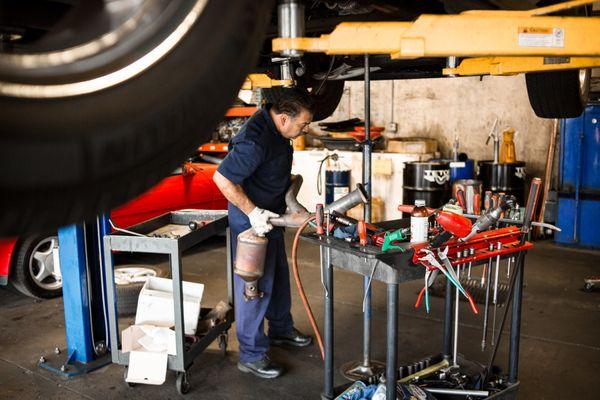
[340,53,385,382]
[38,216,112,377]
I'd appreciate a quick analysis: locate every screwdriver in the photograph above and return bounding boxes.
[358,220,367,246]
[467,248,475,279]
[491,242,502,344]
[481,242,494,351]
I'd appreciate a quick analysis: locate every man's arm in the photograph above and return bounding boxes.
[213,170,255,215]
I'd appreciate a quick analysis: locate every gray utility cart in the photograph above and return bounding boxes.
[102,209,233,394]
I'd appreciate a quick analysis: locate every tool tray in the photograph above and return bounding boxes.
[108,209,228,252]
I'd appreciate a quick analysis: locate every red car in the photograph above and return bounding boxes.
[0,162,226,299]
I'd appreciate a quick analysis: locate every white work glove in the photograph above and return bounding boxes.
[248,207,279,236]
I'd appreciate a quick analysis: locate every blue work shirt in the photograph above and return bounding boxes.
[217,105,293,232]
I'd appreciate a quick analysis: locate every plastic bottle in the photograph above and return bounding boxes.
[500,128,516,163]
[410,199,429,243]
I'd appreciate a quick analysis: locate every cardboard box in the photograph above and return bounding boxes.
[386,138,438,154]
[135,277,204,335]
[122,325,176,385]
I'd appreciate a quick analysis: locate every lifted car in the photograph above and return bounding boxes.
[0,162,226,299]
[0,0,593,237]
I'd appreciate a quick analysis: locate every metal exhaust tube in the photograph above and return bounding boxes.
[325,183,369,215]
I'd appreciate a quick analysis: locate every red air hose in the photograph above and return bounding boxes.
[291,216,325,360]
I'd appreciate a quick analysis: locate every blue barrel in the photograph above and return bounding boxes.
[325,169,350,205]
[450,159,474,182]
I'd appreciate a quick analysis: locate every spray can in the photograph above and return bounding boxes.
[410,200,429,243]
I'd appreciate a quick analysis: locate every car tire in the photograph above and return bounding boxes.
[115,264,169,316]
[0,0,274,237]
[262,80,345,122]
[11,234,62,299]
[525,69,590,119]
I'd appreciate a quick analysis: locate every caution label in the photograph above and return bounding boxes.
[518,27,564,48]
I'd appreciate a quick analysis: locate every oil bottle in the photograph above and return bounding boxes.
[410,199,429,243]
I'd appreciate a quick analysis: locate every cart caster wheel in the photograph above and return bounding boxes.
[124,368,136,387]
[218,333,228,356]
[584,283,594,292]
[176,371,191,395]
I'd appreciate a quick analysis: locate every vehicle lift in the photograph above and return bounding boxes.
[272,0,599,399]
[38,216,113,376]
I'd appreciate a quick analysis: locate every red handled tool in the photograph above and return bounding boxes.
[357,220,367,246]
[315,204,324,235]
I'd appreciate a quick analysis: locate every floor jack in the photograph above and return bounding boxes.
[38,216,112,377]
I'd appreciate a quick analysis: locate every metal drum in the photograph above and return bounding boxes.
[403,161,451,208]
[477,161,526,205]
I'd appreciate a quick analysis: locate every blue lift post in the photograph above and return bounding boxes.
[39,215,113,377]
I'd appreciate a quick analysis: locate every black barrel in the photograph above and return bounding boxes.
[477,161,526,205]
[403,161,451,208]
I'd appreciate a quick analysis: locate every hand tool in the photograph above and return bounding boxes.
[453,260,461,367]
[456,189,466,210]
[484,191,492,212]
[491,241,502,343]
[415,249,477,314]
[473,192,481,215]
[481,242,494,350]
[424,388,490,397]
[315,203,325,235]
[358,220,367,246]
[381,228,409,252]
[466,185,475,214]
[461,213,562,232]
[398,359,449,383]
[467,247,475,279]
[460,200,514,242]
[492,193,499,210]
[438,249,478,314]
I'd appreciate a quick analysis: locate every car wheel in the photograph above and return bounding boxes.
[525,69,590,119]
[11,235,62,299]
[0,0,274,237]
[114,264,169,316]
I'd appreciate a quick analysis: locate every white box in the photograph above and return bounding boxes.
[135,277,204,335]
[122,324,176,385]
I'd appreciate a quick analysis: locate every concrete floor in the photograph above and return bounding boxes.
[0,232,599,399]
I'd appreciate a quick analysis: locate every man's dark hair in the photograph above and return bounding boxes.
[270,87,315,118]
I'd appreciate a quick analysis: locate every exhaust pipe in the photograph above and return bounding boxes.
[235,175,369,300]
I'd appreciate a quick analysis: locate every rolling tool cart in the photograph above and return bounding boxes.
[102,209,233,394]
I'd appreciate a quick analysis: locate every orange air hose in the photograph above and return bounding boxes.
[291,216,325,360]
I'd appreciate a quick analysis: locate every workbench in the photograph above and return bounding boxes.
[302,217,531,400]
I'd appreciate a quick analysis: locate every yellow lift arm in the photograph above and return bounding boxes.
[272,0,600,76]
[242,74,293,90]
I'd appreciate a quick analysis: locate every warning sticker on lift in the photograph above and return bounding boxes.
[518,27,564,48]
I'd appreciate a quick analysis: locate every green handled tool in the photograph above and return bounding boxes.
[381,228,409,252]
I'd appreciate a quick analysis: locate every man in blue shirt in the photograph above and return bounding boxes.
[213,88,314,379]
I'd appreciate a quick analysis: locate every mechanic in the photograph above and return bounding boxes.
[213,87,315,379]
